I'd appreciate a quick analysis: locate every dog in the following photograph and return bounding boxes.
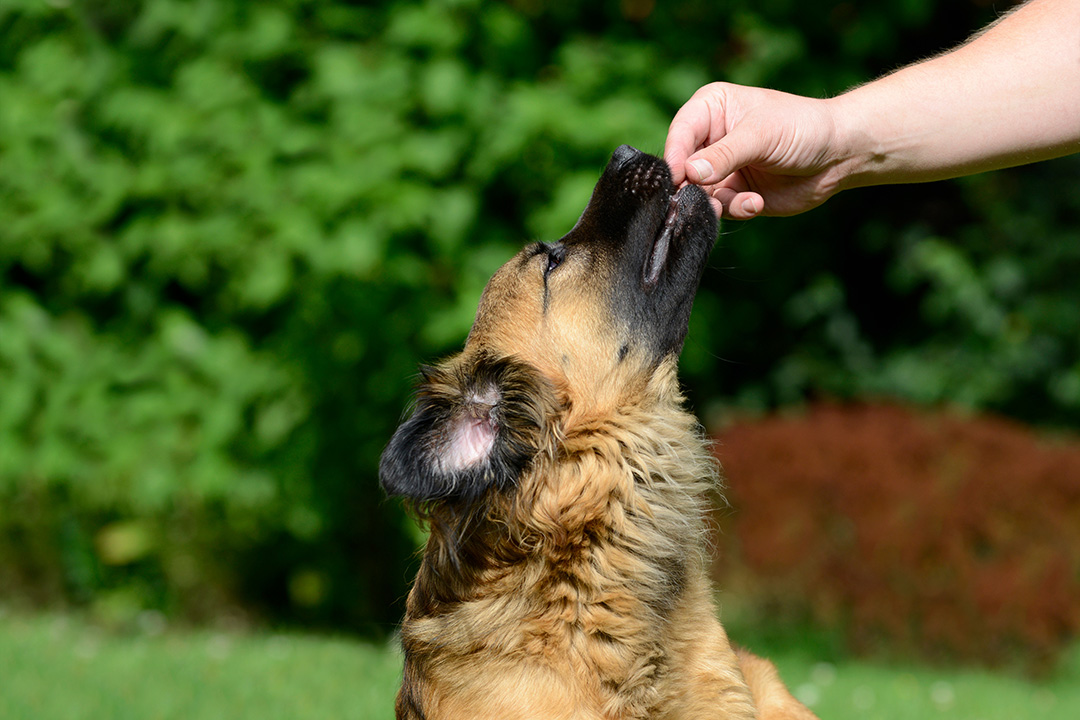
[380,145,818,720]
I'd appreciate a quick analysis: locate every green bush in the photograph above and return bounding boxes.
[1,0,1077,633]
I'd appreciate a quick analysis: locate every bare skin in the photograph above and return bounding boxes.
[664,0,1080,219]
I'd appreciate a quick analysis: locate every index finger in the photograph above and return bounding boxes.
[664,96,717,185]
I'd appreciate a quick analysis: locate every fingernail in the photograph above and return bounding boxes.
[742,198,758,216]
[688,159,713,183]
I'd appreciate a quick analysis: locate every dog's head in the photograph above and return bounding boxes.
[380,146,717,503]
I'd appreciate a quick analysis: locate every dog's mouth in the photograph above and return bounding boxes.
[643,185,694,290]
[554,145,717,358]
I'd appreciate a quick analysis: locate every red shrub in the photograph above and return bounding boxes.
[714,403,1080,669]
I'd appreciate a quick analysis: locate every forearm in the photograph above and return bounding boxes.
[831,0,1080,189]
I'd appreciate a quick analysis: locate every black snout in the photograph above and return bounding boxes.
[559,146,718,360]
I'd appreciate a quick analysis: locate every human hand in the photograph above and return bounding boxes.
[664,82,848,219]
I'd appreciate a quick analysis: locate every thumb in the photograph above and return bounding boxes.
[685,128,764,185]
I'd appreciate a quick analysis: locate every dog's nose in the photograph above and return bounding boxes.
[610,144,641,173]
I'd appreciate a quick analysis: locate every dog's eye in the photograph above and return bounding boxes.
[545,245,566,275]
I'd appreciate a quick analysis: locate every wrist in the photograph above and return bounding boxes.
[824,90,891,192]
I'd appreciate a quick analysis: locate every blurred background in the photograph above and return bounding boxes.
[2,0,1079,683]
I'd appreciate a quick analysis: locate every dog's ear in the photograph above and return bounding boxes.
[379,355,555,503]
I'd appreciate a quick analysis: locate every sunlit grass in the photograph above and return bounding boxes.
[0,610,400,720]
[767,647,1080,720]
[1,609,1077,719]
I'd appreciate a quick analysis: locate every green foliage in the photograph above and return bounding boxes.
[1,0,1077,634]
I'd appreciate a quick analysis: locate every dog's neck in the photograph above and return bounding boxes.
[408,379,717,644]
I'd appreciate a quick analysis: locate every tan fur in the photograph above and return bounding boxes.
[388,162,819,719]
[737,650,821,720]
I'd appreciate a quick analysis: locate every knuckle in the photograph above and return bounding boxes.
[704,142,738,173]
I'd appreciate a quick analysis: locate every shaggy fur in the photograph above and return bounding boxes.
[381,146,818,720]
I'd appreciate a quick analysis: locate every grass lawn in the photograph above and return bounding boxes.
[1,609,1077,719]
[763,643,1080,720]
[0,611,400,720]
